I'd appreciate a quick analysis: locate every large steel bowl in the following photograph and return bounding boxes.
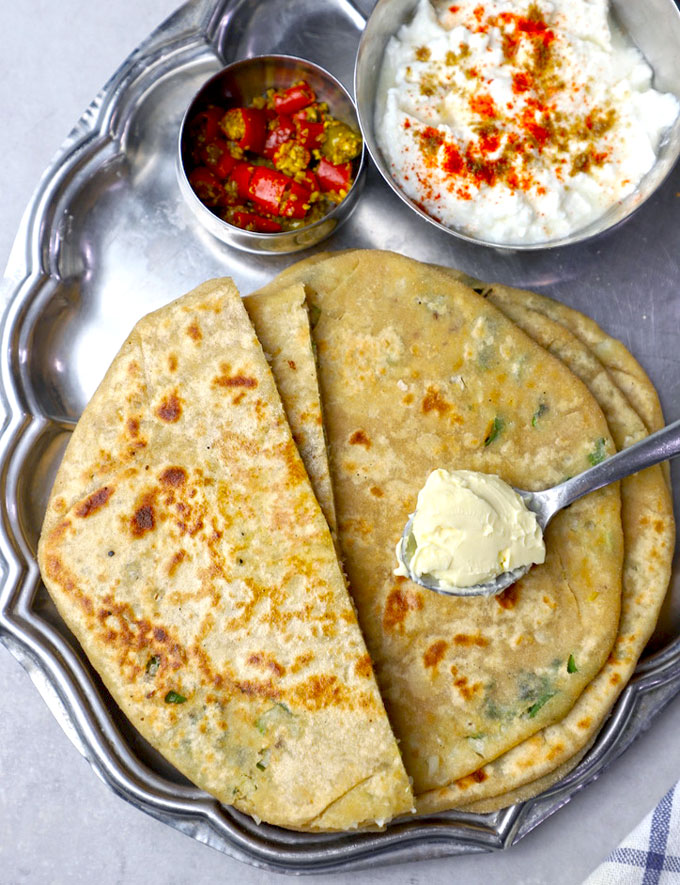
[354,0,680,251]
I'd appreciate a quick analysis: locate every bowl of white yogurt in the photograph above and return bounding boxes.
[355,0,680,249]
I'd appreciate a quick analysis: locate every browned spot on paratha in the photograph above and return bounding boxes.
[453,674,481,701]
[349,430,371,448]
[383,584,424,632]
[213,363,258,389]
[355,654,373,678]
[422,386,450,416]
[456,768,488,790]
[156,393,182,422]
[76,487,113,518]
[159,467,187,487]
[424,639,448,669]
[131,495,156,537]
[247,652,286,678]
[291,674,351,711]
[546,743,565,762]
[453,633,488,648]
[167,549,186,576]
[187,322,202,342]
[496,583,520,609]
[291,652,315,673]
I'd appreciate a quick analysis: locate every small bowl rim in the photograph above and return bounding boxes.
[354,0,680,253]
[177,53,366,246]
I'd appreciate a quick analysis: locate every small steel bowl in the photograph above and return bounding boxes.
[178,55,365,254]
[355,0,680,251]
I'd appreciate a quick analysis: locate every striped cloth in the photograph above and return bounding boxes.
[583,785,680,884]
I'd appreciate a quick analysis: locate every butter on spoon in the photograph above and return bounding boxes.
[398,418,680,598]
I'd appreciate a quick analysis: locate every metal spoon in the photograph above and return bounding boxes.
[400,417,680,598]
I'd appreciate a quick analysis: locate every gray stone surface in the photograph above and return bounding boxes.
[2,2,680,883]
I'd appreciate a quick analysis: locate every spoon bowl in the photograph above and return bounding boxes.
[400,417,680,597]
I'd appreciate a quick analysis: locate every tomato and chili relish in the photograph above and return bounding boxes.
[186,81,362,234]
[376,0,679,244]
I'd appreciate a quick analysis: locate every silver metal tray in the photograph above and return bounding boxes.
[1,0,680,874]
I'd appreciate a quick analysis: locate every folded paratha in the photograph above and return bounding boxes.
[252,251,625,796]
[37,278,413,831]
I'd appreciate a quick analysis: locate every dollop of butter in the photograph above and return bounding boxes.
[395,468,545,591]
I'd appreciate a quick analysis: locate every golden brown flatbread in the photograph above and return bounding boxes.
[252,251,624,796]
[37,278,413,831]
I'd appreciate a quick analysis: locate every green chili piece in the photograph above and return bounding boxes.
[567,654,578,674]
[165,690,187,704]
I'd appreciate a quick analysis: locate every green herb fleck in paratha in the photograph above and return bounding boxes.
[484,416,504,446]
[146,655,160,677]
[532,403,548,427]
[588,438,607,466]
[255,702,293,733]
[527,690,556,718]
[165,690,187,704]
[256,748,271,771]
[567,654,578,674]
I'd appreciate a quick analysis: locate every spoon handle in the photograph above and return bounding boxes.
[549,417,680,517]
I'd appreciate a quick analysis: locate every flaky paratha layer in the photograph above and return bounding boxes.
[244,283,337,534]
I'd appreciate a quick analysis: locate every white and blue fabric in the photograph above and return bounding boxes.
[584,785,680,884]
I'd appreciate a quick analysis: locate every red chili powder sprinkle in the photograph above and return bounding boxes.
[469,93,498,119]
[442,143,464,175]
[512,72,532,94]
[407,2,616,200]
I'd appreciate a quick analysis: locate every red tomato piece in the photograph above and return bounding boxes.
[316,157,353,192]
[231,211,283,233]
[248,167,290,215]
[263,114,296,159]
[273,82,316,115]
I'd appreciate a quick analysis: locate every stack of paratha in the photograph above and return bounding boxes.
[38,250,674,829]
